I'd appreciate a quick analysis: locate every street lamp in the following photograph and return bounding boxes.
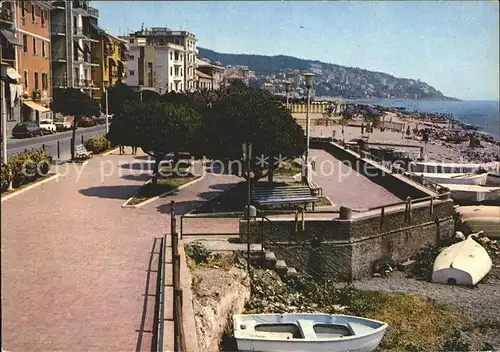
[138,85,143,102]
[284,81,292,110]
[303,72,315,183]
[103,81,110,134]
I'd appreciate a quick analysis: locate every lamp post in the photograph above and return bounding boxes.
[284,81,292,110]
[303,72,314,183]
[138,85,143,102]
[103,81,110,134]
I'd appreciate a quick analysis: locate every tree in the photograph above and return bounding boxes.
[52,88,100,159]
[106,101,201,185]
[100,82,138,116]
[202,89,306,184]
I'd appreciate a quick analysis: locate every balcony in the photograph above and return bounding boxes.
[88,6,99,18]
[52,1,66,10]
[91,57,100,66]
[52,52,67,62]
[0,2,15,25]
[53,77,68,88]
[51,24,66,36]
[104,45,114,56]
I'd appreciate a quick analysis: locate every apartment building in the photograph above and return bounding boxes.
[17,0,53,122]
[50,0,100,97]
[1,0,23,132]
[123,27,197,93]
[196,57,224,90]
[92,32,128,100]
[223,65,250,86]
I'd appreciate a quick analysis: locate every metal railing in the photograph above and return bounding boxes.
[87,6,99,18]
[52,52,66,61]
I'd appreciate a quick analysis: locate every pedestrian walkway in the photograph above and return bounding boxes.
[0,151,237,351]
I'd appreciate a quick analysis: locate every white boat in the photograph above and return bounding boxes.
[432,235,492,286]
[409,161,499,174]
[456,205,500,238]
[233,313,388,352]
[487,172,500,186]
[441,183,500,203]
[419,172,488,185]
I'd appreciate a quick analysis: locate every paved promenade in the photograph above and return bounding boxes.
[1,151,237,351]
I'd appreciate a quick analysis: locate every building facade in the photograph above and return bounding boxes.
[1,0,23,132]
[50,0,100,97]
[196,57,224,90]
[92,32,128,100]
[123,27,197,93]
[16,0,53,122]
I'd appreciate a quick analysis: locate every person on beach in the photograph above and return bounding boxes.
[119,145,125,155]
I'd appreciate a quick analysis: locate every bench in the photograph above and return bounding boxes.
[309,179,323,197]
[252,186,318,210]
[75,144,92,159]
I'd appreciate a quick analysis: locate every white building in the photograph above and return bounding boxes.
[122,27,196,93]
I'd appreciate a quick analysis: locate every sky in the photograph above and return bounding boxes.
[93,1,500,101]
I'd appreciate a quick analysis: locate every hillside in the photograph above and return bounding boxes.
[198,47,457,100]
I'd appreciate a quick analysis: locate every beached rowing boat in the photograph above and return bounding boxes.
[442,184,500,203]
[409,161,499,174]
[419,172,488,185]
[455,205,500,238]
[432,235,492,286]
[233,313,388,352]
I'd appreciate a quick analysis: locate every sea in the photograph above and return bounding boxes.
[321,98,500,141]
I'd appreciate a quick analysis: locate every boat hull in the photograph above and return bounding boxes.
[409,161,499,174]
[233,313,387,352]
[236,330,386,352]
[456,206,500,238]
[420,172,487,185]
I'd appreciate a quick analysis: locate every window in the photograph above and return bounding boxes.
[170,51,172,60]
[41,10,46,26]
[42,41,46,57]
[42,73,48,90]
[128,54,134,60]
[170,67,173,76]
[34,72,39,90]
[174,51,179,61]
[129,70,135,76]
[32,38,37,55]
[22,35,28,54]
[129,38,134,44]
[23,70,28,90]
[31,4,36,22]
[21,0,26,17]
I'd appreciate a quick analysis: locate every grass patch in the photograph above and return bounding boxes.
[128,174,198,205]
[358,291,467,351]
[1,173,56,197]
[273,161,301,177]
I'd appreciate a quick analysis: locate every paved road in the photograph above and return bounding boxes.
[2,125,106,160]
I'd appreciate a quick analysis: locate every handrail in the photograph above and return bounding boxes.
[157,234,166,352]
[260,216,341,275]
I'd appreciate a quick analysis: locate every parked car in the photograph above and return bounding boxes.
[54,117,73,131]
[12,122,43,138]
[39,119,57,134]
[78,117,97,128]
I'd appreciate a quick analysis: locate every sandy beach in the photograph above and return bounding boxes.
[294,111,500,164]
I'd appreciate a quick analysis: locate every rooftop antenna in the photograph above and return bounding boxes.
[141,22,144,31]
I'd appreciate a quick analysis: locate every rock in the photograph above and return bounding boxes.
[373,273,382,278]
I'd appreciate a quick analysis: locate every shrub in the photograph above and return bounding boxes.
[185,241,211,264]
[7,149,52,188]
[1,163,12,193]
[84,135,111,154]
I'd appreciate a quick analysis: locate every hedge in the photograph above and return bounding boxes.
[84,134,111,154]
[1,149,53,192]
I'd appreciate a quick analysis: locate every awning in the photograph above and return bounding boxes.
[6,67,21,80]
[0,29,22,46]
[23,100,51,113]
[9,84,22,105]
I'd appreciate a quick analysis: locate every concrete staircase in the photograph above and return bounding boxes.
[249,250,299,279]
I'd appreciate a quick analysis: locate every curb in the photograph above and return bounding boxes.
[100,147,120,156]
[122,175,205,208]
[1,173,59,202]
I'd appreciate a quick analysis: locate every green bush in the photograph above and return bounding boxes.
[84,135,111,154]
[185,241,211,264]
[1,163,12,193]
[6,149,52,188]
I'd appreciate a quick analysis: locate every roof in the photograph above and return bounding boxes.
[196,70,213,79]
[225,73,243,80]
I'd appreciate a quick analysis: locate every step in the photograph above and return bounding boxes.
[275,259,288,277]
[264,251,277,269]
[286,267,298,277]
